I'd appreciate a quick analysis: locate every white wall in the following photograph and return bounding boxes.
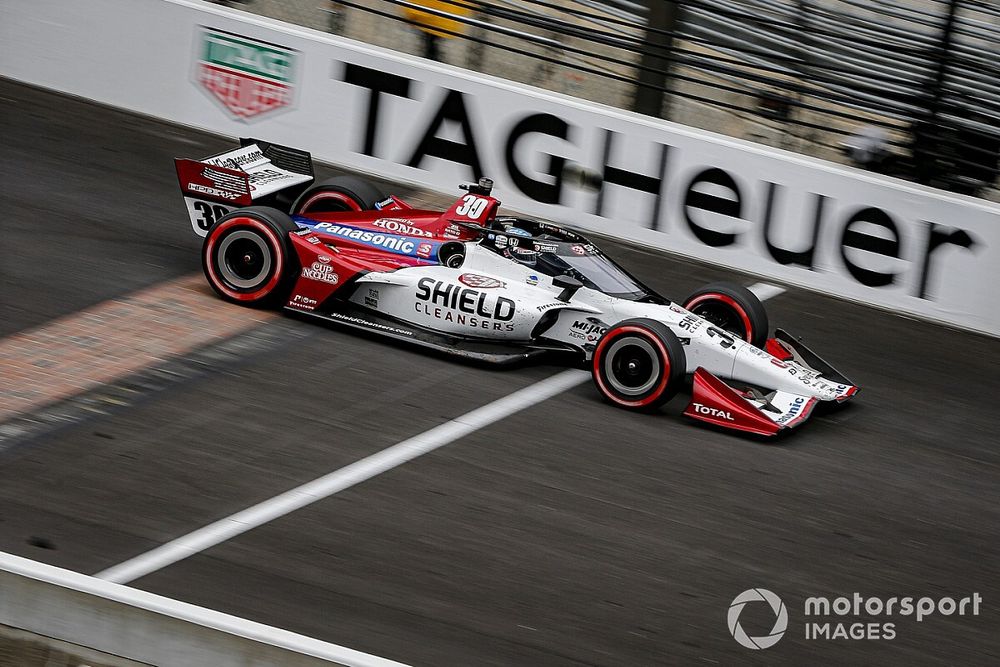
[2,0,998,336]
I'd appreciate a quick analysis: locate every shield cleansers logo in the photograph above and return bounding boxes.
[195,28,298,121]
[728,588,788,649]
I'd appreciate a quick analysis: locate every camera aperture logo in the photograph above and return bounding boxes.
[728,588,983,648]
[728,589,788,649]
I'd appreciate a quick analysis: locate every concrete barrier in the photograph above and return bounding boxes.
[0,552,407,667]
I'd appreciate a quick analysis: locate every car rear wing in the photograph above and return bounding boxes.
[175,138,314,237]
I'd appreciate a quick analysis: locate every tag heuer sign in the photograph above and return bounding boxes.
[196,28,298,121]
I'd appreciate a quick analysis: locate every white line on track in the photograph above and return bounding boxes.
[97,281,784,585]
[747,282,786,302]
[96,369,590,584]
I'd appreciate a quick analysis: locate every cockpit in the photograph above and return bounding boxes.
[480,217,663,302]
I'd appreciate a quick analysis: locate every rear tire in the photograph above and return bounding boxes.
[592,319,686,410]
[202,207,299,307]
[291,175,387,214]
[682,282,769,348]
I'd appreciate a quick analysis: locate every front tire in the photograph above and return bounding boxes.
[682,282,769,348]
[202,207,299,306]
[592,319,686,410]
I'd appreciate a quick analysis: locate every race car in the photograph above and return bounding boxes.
[175,138,858,436]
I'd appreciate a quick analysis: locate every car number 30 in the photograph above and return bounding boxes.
[193,201,234,230]
[455,195,489,219]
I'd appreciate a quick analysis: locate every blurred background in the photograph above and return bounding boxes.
[211,0,1000,201]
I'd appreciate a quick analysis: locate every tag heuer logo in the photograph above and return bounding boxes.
[195,28,298,121]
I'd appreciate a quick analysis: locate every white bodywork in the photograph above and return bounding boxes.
[348,243,853,406]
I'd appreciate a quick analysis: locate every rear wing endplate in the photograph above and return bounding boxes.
[175,138,314,236]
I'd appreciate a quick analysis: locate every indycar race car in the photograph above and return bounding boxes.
[175,139,858,436]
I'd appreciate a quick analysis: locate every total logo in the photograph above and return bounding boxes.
[691,403,734,421]
[301,261,339,285]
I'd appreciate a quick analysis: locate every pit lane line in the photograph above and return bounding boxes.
[94,282,786,585]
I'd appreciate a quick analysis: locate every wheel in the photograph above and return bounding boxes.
[202,206,299,306]
[592,319,686,410]
[291,175,387,214]
[682,282,769,348]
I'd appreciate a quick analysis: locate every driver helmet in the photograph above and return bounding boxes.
[504,227,537,266]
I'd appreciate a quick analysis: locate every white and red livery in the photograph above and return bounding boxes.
[176,139,859,437]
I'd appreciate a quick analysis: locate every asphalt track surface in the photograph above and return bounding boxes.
[2,78,999,666]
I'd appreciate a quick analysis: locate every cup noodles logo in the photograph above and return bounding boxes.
[301,261,339,284]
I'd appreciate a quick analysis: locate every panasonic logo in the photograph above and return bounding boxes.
[692,403,734,420]
[313,223,417,254]
[787,396,805,417]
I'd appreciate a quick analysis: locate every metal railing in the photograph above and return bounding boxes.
[248,0,1000,198]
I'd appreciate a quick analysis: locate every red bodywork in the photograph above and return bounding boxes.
[685,368,785,436]
[283,194,501,312]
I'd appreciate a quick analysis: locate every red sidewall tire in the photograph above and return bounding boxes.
[682,282,769,348]
[295,190,362,214]
[203,211,295,306]
[291,176,387,215]
[592,319,686,410]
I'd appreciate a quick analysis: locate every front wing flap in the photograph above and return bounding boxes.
[683,368,821,437]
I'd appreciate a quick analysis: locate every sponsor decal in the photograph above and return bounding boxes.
[415,277,516,331]
[310,222,425,255]
[327,312,413,336]
[372,218,434,237]
[776,397,806,424]
[189,183,243,201]
[374,197,394,210]
[572,319,607,336]
[204,146,265,171]
[318,255,332,263]
[692,402,735,421]
[364,287,379,308]
[534,242,559,254]
[244,168,294,191]
[495,235,509,249]
[669,304,687,314]
[195,28,298,121]
[201,167,248,194]
[537,302,562,312]
[417,242,433,258]
[570,244,586,255]
[458,273,504,288]
[307,236,322,245]
[526,274,540,286]
[301,261,339,285]
[444,223,462,239]
[338,62,985,334]
[290,294,318,311]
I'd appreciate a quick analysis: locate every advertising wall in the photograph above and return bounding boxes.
[2,0,999,335]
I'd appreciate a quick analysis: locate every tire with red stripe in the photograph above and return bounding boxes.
[202,207,298,307]
[291,175,387,215]
[592,319,686,410]
[682,282,769,348]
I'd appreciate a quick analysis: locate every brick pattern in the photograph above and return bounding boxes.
[0,275,275,423]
